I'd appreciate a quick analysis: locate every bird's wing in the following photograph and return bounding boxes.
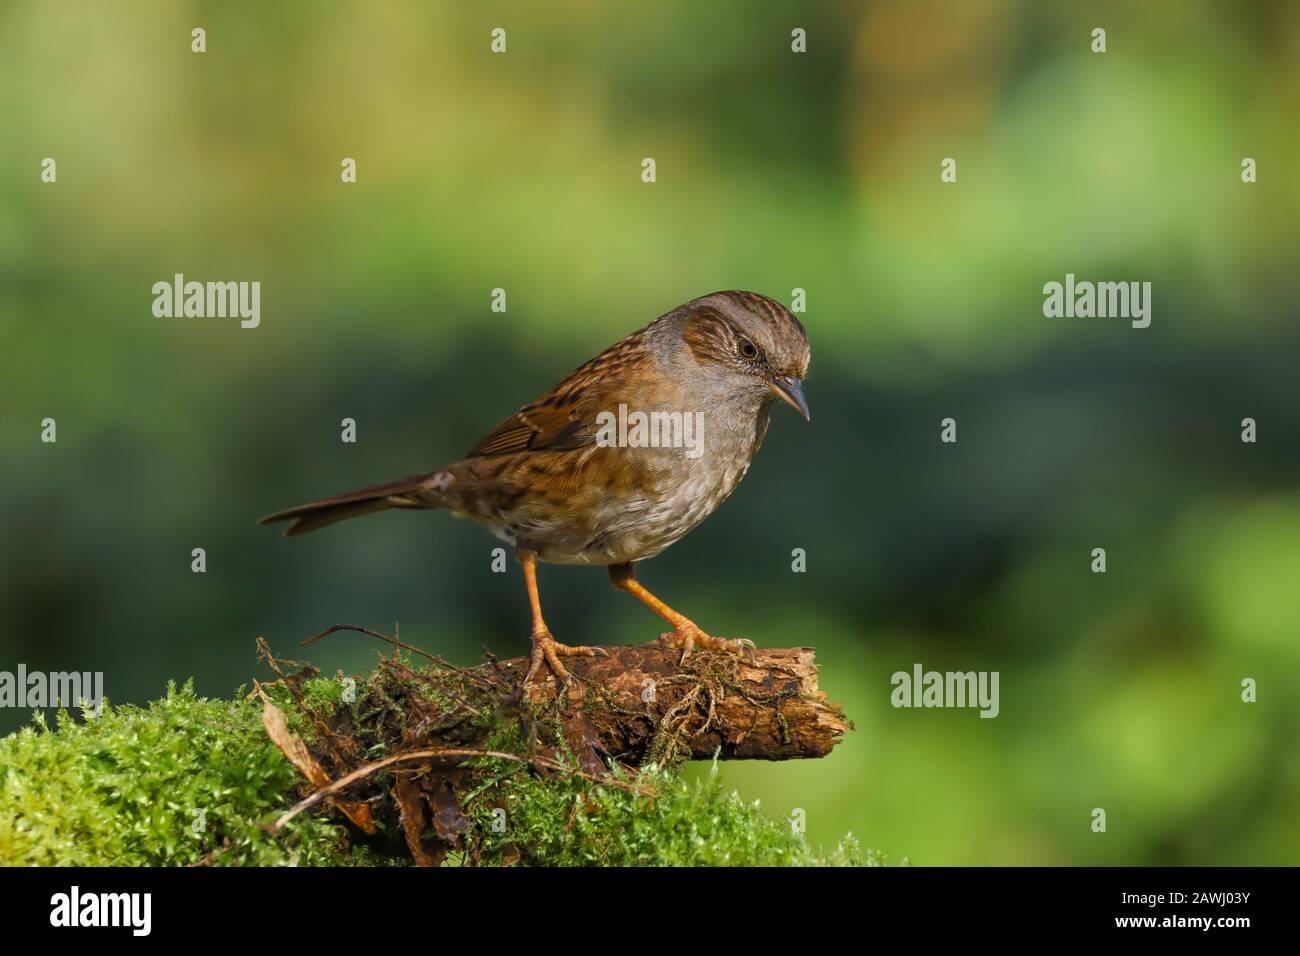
[467,328,649,457]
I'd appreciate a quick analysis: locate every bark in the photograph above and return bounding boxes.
[519,643,850,764]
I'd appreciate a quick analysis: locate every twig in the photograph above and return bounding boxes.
[300,622,440,662]
[271,746,643,832]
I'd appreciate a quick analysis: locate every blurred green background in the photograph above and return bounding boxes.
[3,0,1298,865]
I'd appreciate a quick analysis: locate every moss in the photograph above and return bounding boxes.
[0,673,873,867]
[0,682,357,866]
[459,759,869,866]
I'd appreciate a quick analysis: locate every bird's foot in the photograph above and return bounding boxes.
[522,628,608,687]
[657,622,756,665]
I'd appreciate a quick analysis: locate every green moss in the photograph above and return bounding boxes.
[0,682,356,866]
[460,760,868,866]
[0,678,872,867]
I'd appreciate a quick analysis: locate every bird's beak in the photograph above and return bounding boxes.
[767,375,810,421]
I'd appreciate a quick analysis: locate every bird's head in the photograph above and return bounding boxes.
[680,290,811,420]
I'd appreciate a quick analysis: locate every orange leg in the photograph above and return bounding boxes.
[519,548,606,686]
[608,563,754,663]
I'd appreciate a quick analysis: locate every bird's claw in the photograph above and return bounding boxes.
[659,626,757,664]
[522,629,604,688]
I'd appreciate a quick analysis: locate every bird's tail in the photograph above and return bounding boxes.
[258,473,440,537]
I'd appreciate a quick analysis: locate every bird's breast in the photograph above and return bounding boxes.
[468,404,768,567]
[580,412,762,563]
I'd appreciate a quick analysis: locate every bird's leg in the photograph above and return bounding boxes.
[607,563,755,664]
[519,548,607,686]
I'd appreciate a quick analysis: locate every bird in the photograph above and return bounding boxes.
[259,290,811,686]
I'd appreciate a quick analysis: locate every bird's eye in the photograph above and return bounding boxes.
[737,337,759,360]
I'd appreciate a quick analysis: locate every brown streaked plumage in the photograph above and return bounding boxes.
[260,290,811,685]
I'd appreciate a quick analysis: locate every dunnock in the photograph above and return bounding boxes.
[261,290,811,685]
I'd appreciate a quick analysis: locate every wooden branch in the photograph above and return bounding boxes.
[516,643,849,764]
[261,630,851,865]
